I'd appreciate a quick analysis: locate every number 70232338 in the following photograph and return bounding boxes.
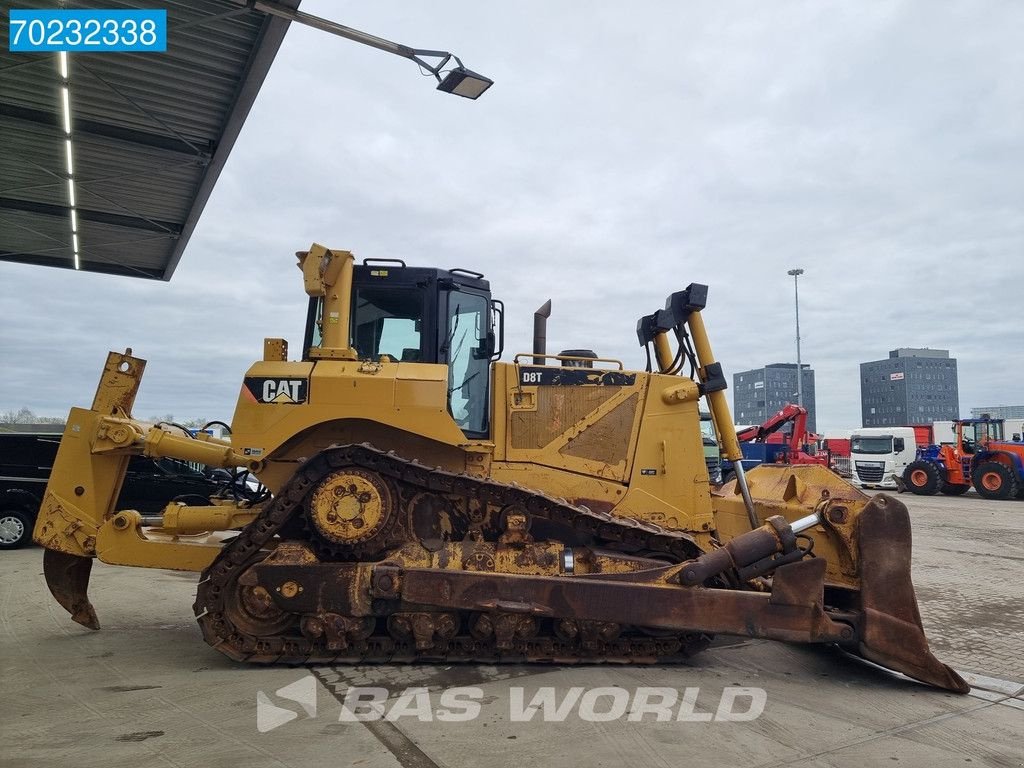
[8,9,167,53]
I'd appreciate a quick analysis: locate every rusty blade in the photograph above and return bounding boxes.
[853,494,969,693]
[43,549,100,630]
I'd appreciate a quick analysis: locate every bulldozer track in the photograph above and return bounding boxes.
[193,443,713,664]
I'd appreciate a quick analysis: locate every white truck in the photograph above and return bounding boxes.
[850,427,918,490]
[1003,418,1024,442]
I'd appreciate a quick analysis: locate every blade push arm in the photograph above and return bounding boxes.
[637,285,758,528]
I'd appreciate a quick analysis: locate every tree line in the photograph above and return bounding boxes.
[1,408,211,429]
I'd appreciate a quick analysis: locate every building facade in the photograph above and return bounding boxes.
[970,405,1024,420]
[733,363,816,432]
[860,348,958,427]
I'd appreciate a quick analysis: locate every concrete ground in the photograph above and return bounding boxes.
[2,491,1021,768]
[886,489,1024,682]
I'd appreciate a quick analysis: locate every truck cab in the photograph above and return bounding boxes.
[850,427,917,489]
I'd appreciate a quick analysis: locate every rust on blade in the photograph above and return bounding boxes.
[43,549,100,630]
[853,494,969,693]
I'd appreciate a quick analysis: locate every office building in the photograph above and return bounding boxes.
[970,405,1024,420]
[733,363,816,432]
[860,348,958,427]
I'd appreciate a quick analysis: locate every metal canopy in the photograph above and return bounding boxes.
[0,0,299,280]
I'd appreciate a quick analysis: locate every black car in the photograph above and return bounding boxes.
[0,432,226,549]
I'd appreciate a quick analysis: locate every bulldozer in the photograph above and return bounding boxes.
[34,245,967,693]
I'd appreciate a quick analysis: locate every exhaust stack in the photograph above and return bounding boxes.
[533,300,551,365]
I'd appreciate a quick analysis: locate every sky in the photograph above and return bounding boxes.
[1,0,1022,433]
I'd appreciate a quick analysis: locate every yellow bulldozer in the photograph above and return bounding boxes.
[34,245,966,693]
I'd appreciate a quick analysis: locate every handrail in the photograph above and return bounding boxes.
[512,352,624,370]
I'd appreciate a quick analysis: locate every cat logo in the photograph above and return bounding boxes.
[243,377,308,405]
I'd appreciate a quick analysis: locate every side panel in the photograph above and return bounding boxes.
[231,359,471,492]
[620,373,714,532]
[492,362,714,535]
[499,362,645,483]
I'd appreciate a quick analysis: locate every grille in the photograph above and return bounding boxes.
[855,462,885,483]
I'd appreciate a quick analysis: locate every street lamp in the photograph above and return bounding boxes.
[787,268,804,409]
[252,1,494,99]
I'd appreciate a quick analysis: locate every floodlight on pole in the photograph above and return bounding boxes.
[251,1,494,99]
[787,268,804,409]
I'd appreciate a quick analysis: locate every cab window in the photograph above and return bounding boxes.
[352,288,424,362]
[445,291,490,436]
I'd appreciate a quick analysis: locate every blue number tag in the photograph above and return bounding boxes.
[8,9,167,52]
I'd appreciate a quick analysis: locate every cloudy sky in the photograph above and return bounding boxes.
[1,0,1021,432]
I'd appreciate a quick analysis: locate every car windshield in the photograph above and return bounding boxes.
[851,436,892,454]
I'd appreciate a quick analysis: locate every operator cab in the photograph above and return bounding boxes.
[958,418,1004,454]
[302,259,503,438]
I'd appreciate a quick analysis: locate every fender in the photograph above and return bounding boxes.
[975,449,1024,475]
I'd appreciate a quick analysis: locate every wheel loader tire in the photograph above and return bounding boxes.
[940,483,971,496]
[903,461,944,496]
[972,461,1018,500]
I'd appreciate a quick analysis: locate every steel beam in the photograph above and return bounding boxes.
[0,102,212,157]
[0,197,181,234]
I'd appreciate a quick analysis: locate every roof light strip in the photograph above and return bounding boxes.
[57,52,79,269]
[61,87,71,134]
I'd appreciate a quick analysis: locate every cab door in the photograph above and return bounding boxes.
[441,288,492,437]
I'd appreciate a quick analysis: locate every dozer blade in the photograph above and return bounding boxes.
[43,549,100,630]
[243,495,962,696]
[853,496,968,693]
[281,495,964,693]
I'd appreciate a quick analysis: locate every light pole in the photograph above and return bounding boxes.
[251,0,494,98]
[787,268,804,409]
